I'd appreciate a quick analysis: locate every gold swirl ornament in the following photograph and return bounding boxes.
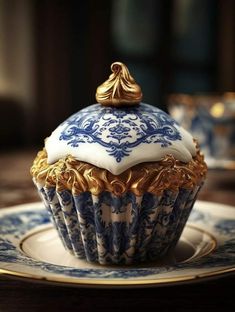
[31,147,207,197]
[95,62,143,106]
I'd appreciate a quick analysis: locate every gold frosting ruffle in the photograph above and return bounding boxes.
[95,62,143,107]
[31,148,207,197]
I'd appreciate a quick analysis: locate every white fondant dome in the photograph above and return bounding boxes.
[45,103,196,175]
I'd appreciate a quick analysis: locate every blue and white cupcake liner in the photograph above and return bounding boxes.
[35,182,202,265]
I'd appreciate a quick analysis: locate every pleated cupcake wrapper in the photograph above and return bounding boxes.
[34,182,202,265]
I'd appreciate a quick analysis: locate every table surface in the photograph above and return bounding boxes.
[0,149,235,312]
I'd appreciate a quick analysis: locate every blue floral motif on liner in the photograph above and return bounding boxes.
[32,185,201,265]
[59,103,182,162]
[0,206,235,279]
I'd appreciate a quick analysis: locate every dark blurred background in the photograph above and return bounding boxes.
[0,0,235,149]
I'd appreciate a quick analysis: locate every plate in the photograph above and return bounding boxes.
[0,201,234,288]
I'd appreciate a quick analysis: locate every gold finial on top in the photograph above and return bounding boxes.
[95,62,143,107]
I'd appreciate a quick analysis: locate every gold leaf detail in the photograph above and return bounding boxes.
[31,145,207,197]
[95,62,143,107]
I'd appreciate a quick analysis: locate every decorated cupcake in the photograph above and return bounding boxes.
[31,62,207,265]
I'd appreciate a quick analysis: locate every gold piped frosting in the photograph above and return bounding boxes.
[31,146,207,197]
[95,62,143,107]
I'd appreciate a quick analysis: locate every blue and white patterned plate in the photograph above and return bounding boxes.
[0,201,234,288]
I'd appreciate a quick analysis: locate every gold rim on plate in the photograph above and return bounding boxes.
[0,201,234,288]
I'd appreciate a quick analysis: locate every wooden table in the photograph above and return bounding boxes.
[0,150,234,312]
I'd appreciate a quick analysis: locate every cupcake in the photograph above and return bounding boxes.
[31,62,207,265]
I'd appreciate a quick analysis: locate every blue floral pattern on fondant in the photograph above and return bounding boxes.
[59,103,182,162]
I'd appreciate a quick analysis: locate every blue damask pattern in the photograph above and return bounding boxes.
[34,185,200,265]
[215,220,235,236]
[0,204,235,279]
[0,210,49,238]
[59,103,182,162]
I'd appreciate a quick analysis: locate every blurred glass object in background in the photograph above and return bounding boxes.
[168,92,235,169]
[0,0,235,148]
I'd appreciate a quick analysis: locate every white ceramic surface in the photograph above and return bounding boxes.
[21,224,215,268]
[0,200,234,287]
